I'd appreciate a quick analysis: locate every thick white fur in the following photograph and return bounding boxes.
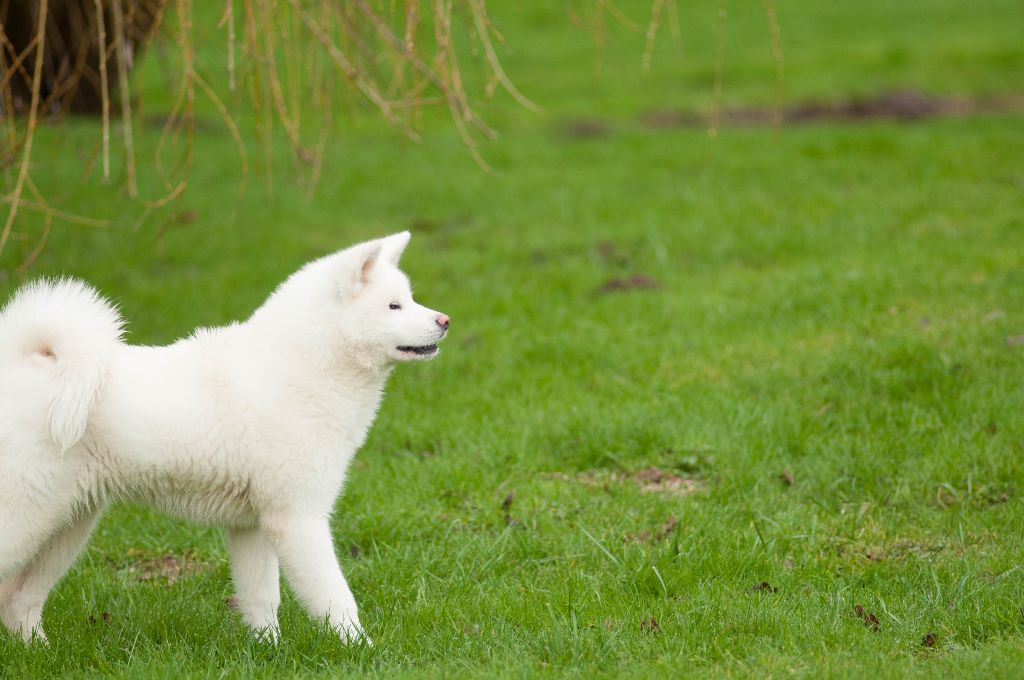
[0,231,447,644]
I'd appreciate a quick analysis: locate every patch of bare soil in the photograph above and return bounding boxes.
[547,467,701,497]
[596,273,661,295]
[624,516,679,544]
[836,539,948,563]
[557,117,612,140]
[116,549,212,585]
[640,616,661,633]
[853,604,881,630]
[639,90,1024,129]
[751,581,779,593]
[632,467,699,495]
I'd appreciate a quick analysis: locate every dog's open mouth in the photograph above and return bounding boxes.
[396,344,438,356]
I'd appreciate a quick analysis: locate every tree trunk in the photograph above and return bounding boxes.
[0,0,164,115]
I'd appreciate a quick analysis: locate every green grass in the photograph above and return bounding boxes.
[3,0,1024,677]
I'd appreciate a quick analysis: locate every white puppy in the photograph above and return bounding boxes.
[0,231,448,644]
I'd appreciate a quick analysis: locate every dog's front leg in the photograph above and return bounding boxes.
[263,515,368,644]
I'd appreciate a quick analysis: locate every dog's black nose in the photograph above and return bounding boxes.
[436,314,450,330]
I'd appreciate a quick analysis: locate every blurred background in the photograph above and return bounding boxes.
[2,2,1024,674]
[2,0,1021,300]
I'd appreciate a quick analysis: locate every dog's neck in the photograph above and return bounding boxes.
[244,255,401,394]
[243,315,391,396]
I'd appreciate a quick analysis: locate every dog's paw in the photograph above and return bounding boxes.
[330,614,371,646]
[6,622,48,645]
[239,614,280,644]
[1,602,47,645]
[2,620,48,645]
[24,625,48,645]
[231,598,281,643]
[253,624,280,644]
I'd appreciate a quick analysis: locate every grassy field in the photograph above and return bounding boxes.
[2,0,1024,677]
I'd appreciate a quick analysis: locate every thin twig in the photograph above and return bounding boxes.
[259,0,307,159]
[176,0,196,179]
[0,0,49,256]
[600,0,640,33]
[666,0,682,57]
[0,20,19,177]
[591,0,605,79]
[154,70,190,192]
[0,27,40,94]
[110,0,137,196]
[434,0,491,170]
[467,0,541,113]
[220,0,237,91]
[354,0,494,141]
[14,210,50,276]
[642,0,665,73]
[709,0,727,138]
[761,0,784,128]
[94,0,111,183]
[193,72,248,184]
[290,0,419,141]
[1,196,111,229]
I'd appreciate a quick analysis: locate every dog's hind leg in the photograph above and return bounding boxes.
[226,527,281,641]
[0,456,93,581]
[0,462,69,580]
[0,503,78,583]
[0,508,59,582]
[0,509,101,643]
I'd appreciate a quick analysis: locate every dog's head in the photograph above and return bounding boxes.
[335,231,449,365]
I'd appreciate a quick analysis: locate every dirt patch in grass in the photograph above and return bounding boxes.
[624,516,680,544]
[632,467,699,495]
[500,491,519,526]
[547,467,701,497]
[639,90,1024,129]
[930,482,1014,509]
[836,539,949,564]
[557,117,612,140]
[751,581,779,594]
[115,549,213,585]
[853,604,881,630]
[86,611,112,625]
[596,274,661,294]
[640,617,660,634]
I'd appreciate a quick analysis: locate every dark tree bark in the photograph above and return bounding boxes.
[1,0,164,115]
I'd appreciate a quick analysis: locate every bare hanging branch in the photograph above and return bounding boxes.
[110,0,138,196]
[0,0,49,254]
[94,0,111,182]
[762,0,785,127]
[642,0,665,73]
[467,0,541,113]
[0,1,782,272]
[709,0,727,138]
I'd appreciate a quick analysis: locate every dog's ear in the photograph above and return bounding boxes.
[380,231,411,267]
[342,239,384,297]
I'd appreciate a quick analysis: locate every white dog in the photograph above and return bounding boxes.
[0,231,448,644]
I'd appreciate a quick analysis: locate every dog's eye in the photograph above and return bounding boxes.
[389,303,401,310]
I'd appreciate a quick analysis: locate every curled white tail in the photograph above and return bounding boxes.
[0,278,124,452]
